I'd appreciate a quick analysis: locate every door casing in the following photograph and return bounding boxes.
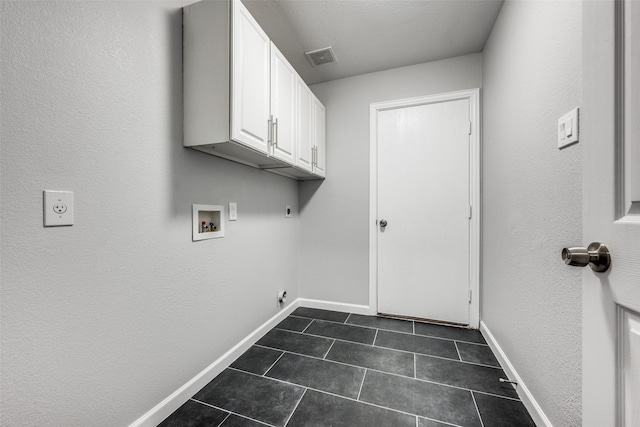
[369,89,481,328]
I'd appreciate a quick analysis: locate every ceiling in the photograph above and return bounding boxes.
[243,0,504,85]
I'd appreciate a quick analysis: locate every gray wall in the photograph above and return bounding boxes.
[0,2,299,425]
[482,1,582,425]
[1,1,584,425]
[300,54,483,305]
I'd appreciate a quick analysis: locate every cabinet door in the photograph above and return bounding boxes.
[313,96,326,178]
[296,78,314,173]
[270,43,296,165]
[231,0,270,154]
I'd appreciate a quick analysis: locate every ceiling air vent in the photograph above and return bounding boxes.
[305,46,337,67]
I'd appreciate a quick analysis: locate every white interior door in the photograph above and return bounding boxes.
[376,97,471,325]
[583,1,640,426]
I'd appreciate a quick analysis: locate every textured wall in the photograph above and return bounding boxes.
[0,2,299,425]
[301,54,482,305]
[482,1,582,425]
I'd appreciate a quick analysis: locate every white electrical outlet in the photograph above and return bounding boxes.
[285,205,292,218]
[229,202,237,221]
[43,190,74,226]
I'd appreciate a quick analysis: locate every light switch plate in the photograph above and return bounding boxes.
[285,205,292,218]
[43,190,74,226]
[229,202,237,221]
[558,107,579,149]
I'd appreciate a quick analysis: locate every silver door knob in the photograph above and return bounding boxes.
[379,219,388,228]
[561,242,611,272]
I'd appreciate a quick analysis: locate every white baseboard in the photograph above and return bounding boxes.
[129,298,372,427]
[480,321,553,427]
[297,298,370,315]
[129,300,300,427]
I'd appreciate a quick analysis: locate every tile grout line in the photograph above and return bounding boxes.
[344,313,352,324]
[415,415,419,427]
[227,367,425,420]
[413,353,417,379]
[291,315,438,338]
[249,344,521,402]
[375,341,498,369]
[275,326,470,367]
[356,369,368,400]
[453,341,463,362]
[229,353,522,403]
[452,388,522,403]
[300,319,314,334]
[278,326,378,341]
[251,344,520,400]
[373,328,379,346]
[275,328,383,351]
[189,398,275,427]
[457,340,490,347]
[419,417,463,427]
[299,318,398,334]
[323,339,337,359]
[293,313,488,346]
[216,412,231,427]
[471,391,486,427]
[292,320,488,346]
[288,315,308,319]
[262,351,287,377]
[283,388,307,427]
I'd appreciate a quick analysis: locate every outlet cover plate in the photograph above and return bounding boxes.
[43,190,74,226]
[558,107,579,149]
[229,202,237,221]
[285,205,292,218]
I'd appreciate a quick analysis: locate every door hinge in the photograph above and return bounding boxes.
[468,289,472,303]
[468,121,472,135]
[467,205,472,219]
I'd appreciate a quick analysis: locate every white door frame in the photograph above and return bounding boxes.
[369,89,481,328]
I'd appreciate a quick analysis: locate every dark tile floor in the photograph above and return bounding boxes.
[159,308,536,427]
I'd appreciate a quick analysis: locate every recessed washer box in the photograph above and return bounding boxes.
[192,204,224,241]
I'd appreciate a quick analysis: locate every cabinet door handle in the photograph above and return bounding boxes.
[273,118,278,148]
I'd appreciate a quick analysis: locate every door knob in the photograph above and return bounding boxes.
[561,242,611,272]
[379,219,388,228]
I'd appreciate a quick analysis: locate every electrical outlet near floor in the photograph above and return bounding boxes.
[285,205,292,218]
[277,290,287,306]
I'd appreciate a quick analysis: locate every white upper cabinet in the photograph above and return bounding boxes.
[296,77,314,173]
[183,0,325,179]
[313,96,327,178]
[231,0,270,154]
[270,43,297,165]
